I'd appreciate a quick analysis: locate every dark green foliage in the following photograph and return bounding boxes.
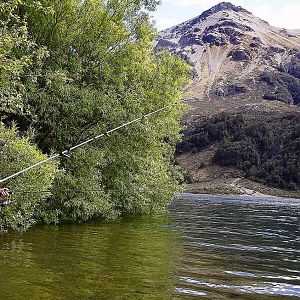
[0,124,58,231]
[177,114,245,153]
[214,141,259,168]
[178,113,300,190]
[284,50,300,79]
[260,72,300,105]
[0,0,189,231]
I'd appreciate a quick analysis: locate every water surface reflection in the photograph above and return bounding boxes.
[0,195,299,299]
[1,216,180,299]
[172,195,300,299]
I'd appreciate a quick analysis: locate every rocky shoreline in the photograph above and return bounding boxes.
[185,178,300,199]
[177,192,300,203]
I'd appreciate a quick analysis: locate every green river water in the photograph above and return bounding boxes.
[0,194,299,299]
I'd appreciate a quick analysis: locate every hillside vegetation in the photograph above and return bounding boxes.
[0,0,189,231]
[178,113,300,191]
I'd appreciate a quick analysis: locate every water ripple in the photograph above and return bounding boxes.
[171,195,300,298]
[178,276,300,297]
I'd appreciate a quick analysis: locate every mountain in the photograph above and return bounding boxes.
[156,2,300,196]
[156,2,300,120]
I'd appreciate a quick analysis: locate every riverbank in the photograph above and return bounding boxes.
[185,177,300,199]
[177,192,300,203]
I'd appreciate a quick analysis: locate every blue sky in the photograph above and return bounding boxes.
[152,0,300,30]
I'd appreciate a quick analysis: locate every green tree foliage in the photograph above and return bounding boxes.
[0,123,58,231]
[177,114,246,153]
[0,0,189,230]
[178,113,300,190]
[214,141,259,169]
[0,0,48,122]
[260,72,300,105]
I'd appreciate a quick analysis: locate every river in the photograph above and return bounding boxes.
[0,194,299,299]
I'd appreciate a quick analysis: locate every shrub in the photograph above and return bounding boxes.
[0,124,58,231]
[214,141,259,169]
[47,147,116,224]
[178,113,300,190]
[260,72,300,105]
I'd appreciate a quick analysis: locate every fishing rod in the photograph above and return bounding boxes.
[0,104,176,185]
[0,200,16,207]
[10,188,146,194]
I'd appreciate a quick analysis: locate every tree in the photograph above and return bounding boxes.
[0,0,189,230]
[0,123,58,231]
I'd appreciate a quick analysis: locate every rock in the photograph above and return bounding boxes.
[289,49,300,59]
[229,48,251,61]
[190,2,250,25]
[270,44,285,54]
[179,53,196,66]
[250,37,262,48]
[202,33,226,46]
[179,34,203,47]
[228,84,248,94]
[230,36,242,45]
[215,84,248,97]
[189,68,198,79]
[155,39,177,50]
[218,26,242,37]
[206,21,253,33]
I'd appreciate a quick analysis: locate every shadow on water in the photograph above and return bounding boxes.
[0,215,181,300]
[0,195,300,299]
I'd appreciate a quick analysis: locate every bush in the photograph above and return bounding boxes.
[177,113,246,153]
[0,124,58,231]
[214,141,259,169]
[178,113,300,190]
[47,147,116,224]
[260,72,300,105]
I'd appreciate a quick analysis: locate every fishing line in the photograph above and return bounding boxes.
[0,200,16,207]
[0,104,177,185]
[10,188,133,194]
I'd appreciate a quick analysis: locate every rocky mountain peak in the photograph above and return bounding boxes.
[203,2,250,16]
[155,2,300,117]
[156,2,269,53]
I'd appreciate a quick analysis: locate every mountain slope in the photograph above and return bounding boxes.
[156,2,300,122]
[156,2,300,196]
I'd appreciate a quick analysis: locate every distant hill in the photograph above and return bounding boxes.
[156,2,300,196]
